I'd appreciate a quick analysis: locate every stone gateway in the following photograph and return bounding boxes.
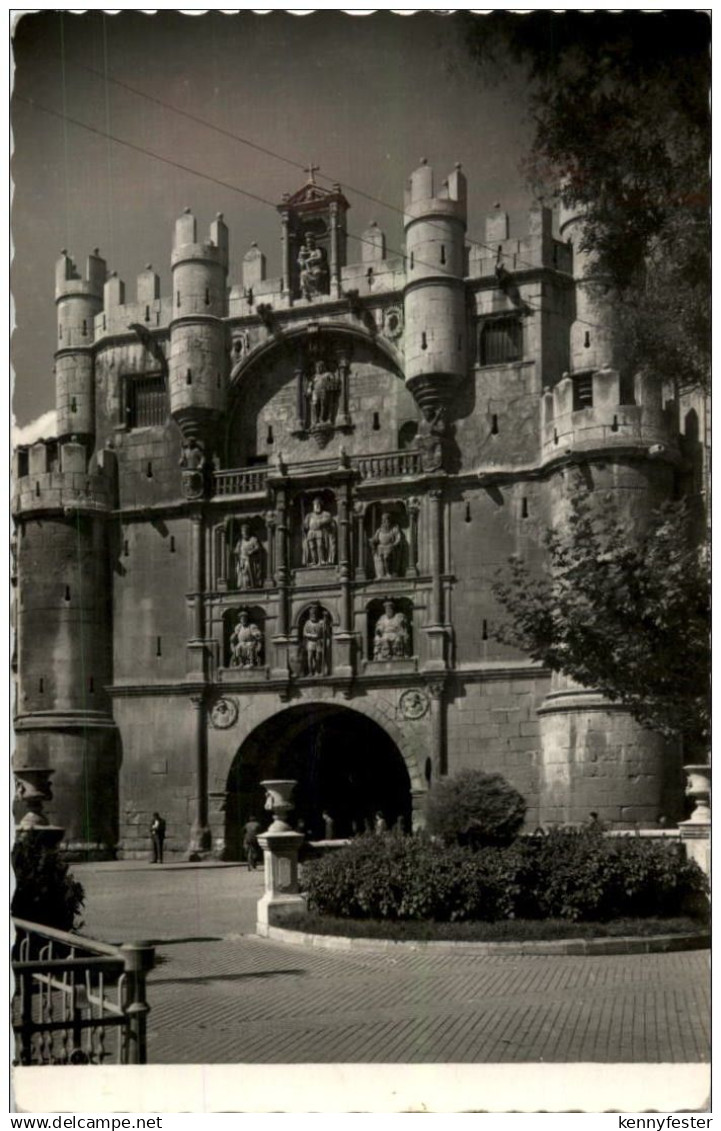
[12,160,690,859]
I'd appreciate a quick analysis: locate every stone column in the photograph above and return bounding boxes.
[187,510,206,679]
[188,693,211,859]
[337,354,351,429]
[329,201,340,298]
[353,501,367,580]
[280,210,292,303]
[407,496,421,577]
[429,489,444,625]
[294,365,306,431]
[264,510,277,586]
[271,486,291,679]
[426,679,447,783]
[335,486,354,679]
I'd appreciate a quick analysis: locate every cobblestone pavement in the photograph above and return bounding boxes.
[72,862,710,1065]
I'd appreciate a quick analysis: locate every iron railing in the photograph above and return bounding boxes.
[11,918,155,1066]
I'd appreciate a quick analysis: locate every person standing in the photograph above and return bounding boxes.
[150,812,166,864]
[243,815,263,871]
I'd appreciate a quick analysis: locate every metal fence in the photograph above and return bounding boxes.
[12,918,155,1066]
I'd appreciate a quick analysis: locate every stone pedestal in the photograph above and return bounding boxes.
[256,778,306,936]
[256,830,306,936]
[678,764,711,876]
[13,764,65,848]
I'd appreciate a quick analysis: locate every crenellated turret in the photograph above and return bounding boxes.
[403,159,468,413]
[169,209,229,446]
[55,248,106,443]
[559,199,616,376]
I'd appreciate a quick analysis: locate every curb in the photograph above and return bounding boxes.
[263,925,710,956]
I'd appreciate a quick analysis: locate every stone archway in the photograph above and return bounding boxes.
[223,703,413,858]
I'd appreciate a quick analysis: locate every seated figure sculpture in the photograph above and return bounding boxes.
[373,599,411,661]
[229,609,263,669]
[371,512,403,578]
[297,233,329,300]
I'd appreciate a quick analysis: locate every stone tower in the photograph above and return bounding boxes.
[402,159,468,414]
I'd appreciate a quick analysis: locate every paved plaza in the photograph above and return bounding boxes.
[71,859,711,1067]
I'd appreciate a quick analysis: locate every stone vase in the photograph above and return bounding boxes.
[683,764,711,824]
[260,779,297,833]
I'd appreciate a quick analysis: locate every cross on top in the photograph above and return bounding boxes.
[305,163,320,183]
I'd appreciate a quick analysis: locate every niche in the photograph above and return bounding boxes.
[366,596,414,662]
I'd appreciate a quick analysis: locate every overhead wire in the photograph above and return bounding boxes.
[15,89,606,334]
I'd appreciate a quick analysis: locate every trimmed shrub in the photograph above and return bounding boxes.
[302,830,708,924]
[425,769,527,848]
[11,832,85,932]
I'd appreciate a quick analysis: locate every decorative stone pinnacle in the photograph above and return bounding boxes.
[216,212,224,220]
[420,157,428,165]
[93,247,100,255]
[145,263,152,271]
[455,161,462,170]
[61,248,67,255]
[183,206,191,214]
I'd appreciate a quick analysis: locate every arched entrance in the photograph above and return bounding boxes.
[224,704,412,859]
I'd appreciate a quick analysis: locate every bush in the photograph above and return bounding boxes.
[425,770,527,848]
[11,832,85,932]
[302,830,708,924]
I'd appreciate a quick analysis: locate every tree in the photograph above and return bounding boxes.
[11,832,85,933]
[461,11,710,393]
[491,494,710,760]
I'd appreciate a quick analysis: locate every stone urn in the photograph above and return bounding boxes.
[683,764,711,824]
[13,765,64,848]
[260,779,297,833]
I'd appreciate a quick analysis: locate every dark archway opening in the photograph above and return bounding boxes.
[223,704,412,859]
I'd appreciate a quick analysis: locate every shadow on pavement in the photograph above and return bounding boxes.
[150,969,307,986]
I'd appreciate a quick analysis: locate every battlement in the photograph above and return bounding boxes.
[12,438,114,515]
[468,205,572,279]
[95,268,172,338]
[171,208,229,269]
[404,159,467,225]
[55,249,106,301]
[541,369,676,463]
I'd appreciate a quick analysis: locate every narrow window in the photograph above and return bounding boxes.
[170,536,176,553]
[88,677,94,694]
[59,324,63,340]
[491,414,499,435]
[38,678,44,694]
[521,497,529,518]
[123,539,129,557]
[553,428,559,445]
[247,287,254,306]
[35,481,40,497]
[64,585,71,601]
[156,636,162,657]
[82,319,87,336]
[421,331,427,350]
[103,315,107,331]
[146,461,153,479]
[410,252,414,270]
[611,414,619,433]
[71,397,77,413]
[145,305,150,323]
[186,369,192,385]
[176,290,181,308]
[464,502,471,524]
[267,425,274,444]
[366,266,374,288]
[584,331,591,348]
[372,412,380,431]
[482,620,488,641]
[205,287,210,306]
[440,244,446,265]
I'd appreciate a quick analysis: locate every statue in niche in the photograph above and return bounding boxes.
[303,496,337,566]
[229,609,263,669]
[373,598,411,661]
[233,522,263,589]
[415,406,448,473]
[302,604,331,676]
[371,512,403,579]
[298,233,329,300]
[306,359,340,427]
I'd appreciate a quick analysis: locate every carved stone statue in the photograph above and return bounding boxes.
[371,512,403,579]
[415,406,448,472]
[373,599,411,661]
[179,437,204,470]
[302,604,331,676]
[303,496,337,566]
[229,609,263,669]
[306,359,340,427]
[297,233,328,300]
[233,522,263,589]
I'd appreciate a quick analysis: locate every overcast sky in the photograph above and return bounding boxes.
[11,10,535,429]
